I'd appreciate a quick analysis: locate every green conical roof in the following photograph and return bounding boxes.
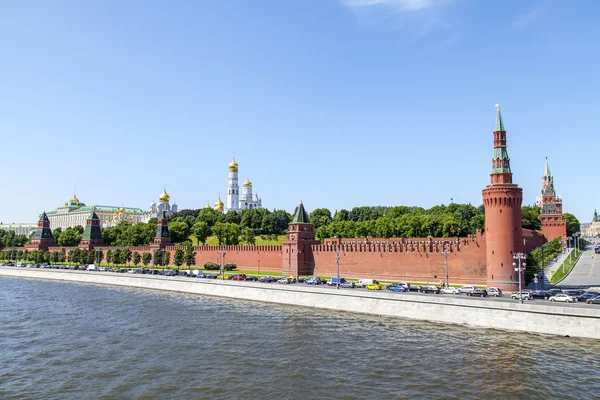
[89,208,100,221]
[495,104,505,131]
[292,201,310,224]
[39,212,49,222]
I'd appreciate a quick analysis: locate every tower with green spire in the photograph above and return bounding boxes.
[282,201,320,277]
[482,105,523,291]
[79,208,104,250]
[536,158,567,245]
[26,212,56,251]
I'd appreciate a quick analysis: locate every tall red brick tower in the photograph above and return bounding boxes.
[536,158,567,245]
[482,105,523,291]
[282,201,320,277]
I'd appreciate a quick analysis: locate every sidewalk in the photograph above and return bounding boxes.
[527,248,573,290]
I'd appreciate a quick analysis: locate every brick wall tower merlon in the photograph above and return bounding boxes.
[482,105,523,291]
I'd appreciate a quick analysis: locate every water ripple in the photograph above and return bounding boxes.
[0,277,599,399]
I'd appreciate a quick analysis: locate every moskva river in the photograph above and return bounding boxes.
[1,277,599,399]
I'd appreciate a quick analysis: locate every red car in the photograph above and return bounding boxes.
[230,274,247,281]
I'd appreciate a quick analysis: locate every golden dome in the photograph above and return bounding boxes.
[243,179,252,187]
[228,157,239,172]
[70,195,79,203]
[159,188,170,203]
[119,207,125,213]
[214,198,224,212]
[204,201,212,209]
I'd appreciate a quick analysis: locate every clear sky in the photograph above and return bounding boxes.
[1,0,598,224]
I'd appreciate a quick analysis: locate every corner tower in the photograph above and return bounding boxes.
[536,158,567,244]
[151,211,172,248]
[482,105,523,291]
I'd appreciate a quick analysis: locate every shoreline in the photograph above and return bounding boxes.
[1,267,599,340]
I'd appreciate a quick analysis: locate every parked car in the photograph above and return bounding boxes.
[340,281,356,288]
[458,285,476,294]
[440,287,460,294]
[259,276,276,283]
[327,277,347,286]
[563,290,585,297]
[277,277,291,284]
[532,291,552,300]
[366,281,382,290]
[204,273,217,279]
[548,288,563,296]
[231,274,247,281]
[356,279,378,288]
[408,285,423,292]
[245,276,259,281]
[486,287,502,297]
[163,270,179,276]
[421,286,441,294]
[511,292,532,301]
[386,283,408,292]
[586,296,600,305]
[549,294,575,303]
[306,277,323,285]
[467,289,487,297]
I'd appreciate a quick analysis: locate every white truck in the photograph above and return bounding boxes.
[86,264,99,271]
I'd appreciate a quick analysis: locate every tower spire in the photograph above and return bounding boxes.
[495,104,505,131]
[490,104,512,185]
[544,157,551,177]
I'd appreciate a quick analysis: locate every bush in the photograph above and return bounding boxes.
[223,263,237,271]
[204,262,220,270]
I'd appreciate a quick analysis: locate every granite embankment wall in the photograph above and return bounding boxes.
[2,267,599,340]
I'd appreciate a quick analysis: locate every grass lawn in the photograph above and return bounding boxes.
[550,249,582,284]
[190,235,287,246]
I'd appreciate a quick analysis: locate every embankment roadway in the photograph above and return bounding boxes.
[1,267,599,340]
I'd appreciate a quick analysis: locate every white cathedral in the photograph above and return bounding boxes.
[223,156,262,212]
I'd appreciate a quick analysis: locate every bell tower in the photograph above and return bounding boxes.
[482,105,523,291]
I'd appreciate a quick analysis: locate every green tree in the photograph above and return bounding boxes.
[521,205,542,230]
[309,208,332,230]
[212,222,241,245]
[58,227,83,247]
[240,227,256,244]
[142,252,152,267]
[164,251,171,266]
[122,248,133,265]
[191,221,210,245]
[563,213,580,237]
[169,221,191,244]
[184,245,196,267]
[105,250,113,265]
[173,248,184,267]
[133,252,141,266]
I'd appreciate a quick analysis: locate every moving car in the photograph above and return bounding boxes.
[511,292,532,301]
[467,289,487,297]
[458,285,476,294]
[440,287,460,294]
[386,283,408,292]
[421,286,440,294]
[586,296,600,305]
[549,293,575,303]
[532,291,552,300]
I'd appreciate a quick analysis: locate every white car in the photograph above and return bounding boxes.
[486,287,503,297]
[549,294,576,303]
[458,285,475,294]
[440,287,460,294]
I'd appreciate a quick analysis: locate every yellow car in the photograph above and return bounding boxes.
[288,276,297,283]
[366,281,382,290]
[216,274,233,280]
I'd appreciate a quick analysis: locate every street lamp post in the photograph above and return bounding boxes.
[295,249,302,281]
[335,248,341,290]
[513,252,526,304]
[217,250,227,279]
[442,249,450,288]
[540,245,546,289]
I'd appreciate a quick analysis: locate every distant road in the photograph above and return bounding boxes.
[557,238,600,288]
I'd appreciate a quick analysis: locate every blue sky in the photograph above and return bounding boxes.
[1,0,598,224]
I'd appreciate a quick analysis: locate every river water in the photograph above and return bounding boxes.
[1,277,598,399]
